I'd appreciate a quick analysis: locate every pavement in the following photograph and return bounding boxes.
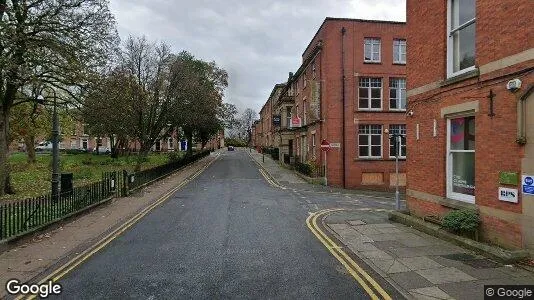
[0,152,219,298]
[250,149,534,300]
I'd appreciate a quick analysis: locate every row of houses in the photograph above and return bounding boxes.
[253,0,534,253]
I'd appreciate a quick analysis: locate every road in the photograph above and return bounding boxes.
[54,150,399,299]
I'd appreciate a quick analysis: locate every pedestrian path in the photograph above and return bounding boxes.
[324,209,534,300]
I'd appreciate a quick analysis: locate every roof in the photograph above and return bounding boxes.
[302,17,406,58]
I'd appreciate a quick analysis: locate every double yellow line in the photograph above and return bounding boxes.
[16,155,218,300]
[258,168,286,190]
[306,209,392,300]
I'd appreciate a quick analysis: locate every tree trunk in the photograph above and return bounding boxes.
[24,134,36,163]
[135,144,151,172]
[0,109,14,196]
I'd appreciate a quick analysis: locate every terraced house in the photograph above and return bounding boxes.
[262,18,407,190]
[406,0,534,252]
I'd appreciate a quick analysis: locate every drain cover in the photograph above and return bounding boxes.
[441,253,478,261]
[441,253,501,269]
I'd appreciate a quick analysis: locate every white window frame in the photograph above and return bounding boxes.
[388,125,406,158]
[446,117,475,203]
[312,133,316,157]
[303,98,307,125]
[393,39,406,64]
[446,0,476,78]
[358,125,383,159]
[358,77,383,111]
[364,38,381,63]
[312,61,316,79]
[389,78,406,111]
[168,137,174,149]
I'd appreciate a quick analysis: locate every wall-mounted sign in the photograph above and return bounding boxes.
[291,116,301,128]
[498,187,519,203]
[272,115,281,126]
[329,142,341,148]
[499,171,519,185]
[522,175,534,195]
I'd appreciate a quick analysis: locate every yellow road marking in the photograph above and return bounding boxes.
[306,209,392,300]
[16,155,218,300]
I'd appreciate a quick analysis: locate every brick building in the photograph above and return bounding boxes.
[406,0,534,251]
[267,18,407,189]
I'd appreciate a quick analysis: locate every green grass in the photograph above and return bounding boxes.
[3,152,181,201]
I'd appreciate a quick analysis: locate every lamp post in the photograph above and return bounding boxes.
[384,128,405,211]
[37,87,60,202]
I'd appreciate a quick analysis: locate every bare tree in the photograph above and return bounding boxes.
[0,0,118,195]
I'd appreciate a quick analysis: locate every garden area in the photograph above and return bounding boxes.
[3,152,183,202]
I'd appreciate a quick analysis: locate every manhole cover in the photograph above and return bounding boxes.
[441,253,478,261]
[462,259,500,269]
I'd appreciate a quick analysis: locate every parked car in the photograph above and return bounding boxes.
[35,141,65,152]
[228,146,235,151]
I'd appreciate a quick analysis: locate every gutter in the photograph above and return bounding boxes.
[341,27,346,188]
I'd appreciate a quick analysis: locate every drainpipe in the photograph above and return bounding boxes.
[341,27,346,189]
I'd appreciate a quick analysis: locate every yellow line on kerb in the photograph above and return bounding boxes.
[306,209,392,300]
[17,155,219,300]
[258,168,285,190]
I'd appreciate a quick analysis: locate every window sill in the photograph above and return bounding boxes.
[393,62,406,66]
[357,109,383,112]
[439,197,476,210]
[440,68,479,87]
[364,61,382,65]
[354,157,385,161]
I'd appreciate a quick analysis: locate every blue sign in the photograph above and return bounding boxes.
[523,176,534,195]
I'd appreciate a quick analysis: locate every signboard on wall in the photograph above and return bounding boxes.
[272,115,281,126]
[523,175,534,195]
[498,187,518,203]
[291,116,301,128]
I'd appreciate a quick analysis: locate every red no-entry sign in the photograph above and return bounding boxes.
[320,139,330,151]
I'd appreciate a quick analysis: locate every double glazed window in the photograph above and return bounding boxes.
[364,38,381,63]
[358,125,382,158]
[393,39,406,64]
[359,77,382,110]
[389,78,406,110]
[447,116,475,202]
[447,0,476,77]
[389,125,406,158]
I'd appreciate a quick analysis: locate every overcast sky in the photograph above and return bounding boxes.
[109,0,405,115]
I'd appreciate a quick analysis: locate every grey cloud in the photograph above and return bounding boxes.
[110,0,406,114]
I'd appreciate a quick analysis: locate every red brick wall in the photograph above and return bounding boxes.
[406,0,533,249]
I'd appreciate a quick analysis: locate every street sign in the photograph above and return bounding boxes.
[498,187,518,203]
[320,139,330,151]
[272,115,281,126]
[522,175,534,195]
[330,142,341,148]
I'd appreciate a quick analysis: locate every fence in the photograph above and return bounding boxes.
[0,150,210,242]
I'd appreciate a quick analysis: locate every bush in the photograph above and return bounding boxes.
[270,148,279,160]
[442,208,480,234]
[167,151,182,162]
[295,161,313,177]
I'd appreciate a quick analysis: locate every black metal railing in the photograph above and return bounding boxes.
[0,150,210,242]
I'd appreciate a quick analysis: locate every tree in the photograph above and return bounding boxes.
[168,51,228,155]
[219,102,238,130]
[227,108,257,142]
[0,0,118,195]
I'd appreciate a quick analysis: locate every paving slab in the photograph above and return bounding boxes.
[346,241,380,252]
[369,259,410,274]
[389,271,434,290]
[416,267,476,284]
[398,257,444,271]
[410,286,454,300]
[347,220,366,226]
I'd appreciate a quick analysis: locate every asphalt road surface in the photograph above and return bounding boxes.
[54,150,396,299]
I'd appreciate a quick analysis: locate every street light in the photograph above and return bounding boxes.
[37,87,60,202]
[384,128,405,211]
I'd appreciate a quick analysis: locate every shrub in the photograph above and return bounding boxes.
[270,148,279,160]
[167,151,182,162]
[442,208,480,234]
[295,162,313,177]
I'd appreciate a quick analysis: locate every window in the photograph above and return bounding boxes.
[389,125,406,158]
[286,106,292,128]
[447,0,476,77]
[303,72,307,88]
[312,60,316,79]
[359,77,382,110]
[312,133,316,157]
[389,78,406,110]
[447,116,475,203]
[168,137,174,149]
[358,125,382,158]
[364,38,381,62]
[303,99,307,125]
[393,39,406,64]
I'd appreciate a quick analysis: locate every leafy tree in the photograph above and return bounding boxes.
[0,0,118,195]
